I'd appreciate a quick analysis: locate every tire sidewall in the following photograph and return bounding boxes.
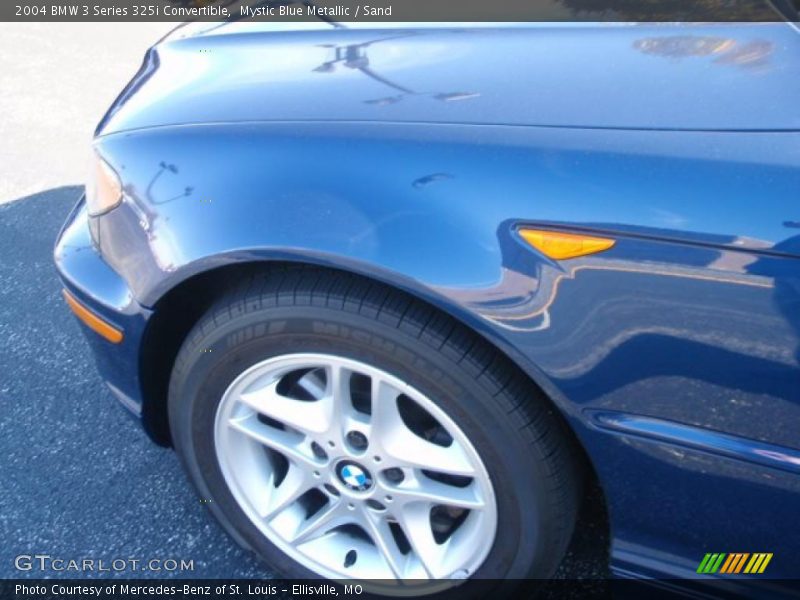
[170,305,557,583]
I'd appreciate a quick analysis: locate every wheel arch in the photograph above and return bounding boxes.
[139,255,598,477]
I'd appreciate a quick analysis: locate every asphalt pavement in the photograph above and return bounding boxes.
[0,186,268,579]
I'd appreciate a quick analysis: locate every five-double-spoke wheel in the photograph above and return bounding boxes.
[215,354,496,582]
[169,269,581,595]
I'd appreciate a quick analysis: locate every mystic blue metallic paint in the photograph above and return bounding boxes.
[55,22,800,593]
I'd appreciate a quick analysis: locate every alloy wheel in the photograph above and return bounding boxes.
[214,353,498,586]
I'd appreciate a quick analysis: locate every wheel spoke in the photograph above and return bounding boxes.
[324,363,359,440]
[391,476,484,510]
[371,381,475,476]
[406,437,474,476]
[327,363,351,413]
[360,508,407,579]
[263,464,313,519]
[396,503,447,579]
[370,378,403,433]
[239,380,332,435]
[228,414,322,470]
[291,500,348,545]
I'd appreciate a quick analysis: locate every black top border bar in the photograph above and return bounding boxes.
[5,0,800,23]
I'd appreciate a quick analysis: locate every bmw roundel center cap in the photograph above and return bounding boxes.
[337,461,374,492]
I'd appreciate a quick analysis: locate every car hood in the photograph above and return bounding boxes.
[97,22,800,136]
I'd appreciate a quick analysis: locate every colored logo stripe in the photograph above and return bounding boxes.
[698,553,773,574]
[744,553,773,574]
[720,553,749,573]
[697,553,726,573]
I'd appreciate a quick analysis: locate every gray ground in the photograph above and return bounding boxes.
[0,23,174,205]
[0,187,269,578]
[0,23,608,588]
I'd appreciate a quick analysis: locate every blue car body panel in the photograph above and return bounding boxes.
[54,199,151,416]
[55,22,800,591]
[100,23,800,132]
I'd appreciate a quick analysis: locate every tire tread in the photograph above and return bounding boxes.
[169,265,582,579]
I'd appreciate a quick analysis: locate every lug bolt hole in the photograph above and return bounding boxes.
[373,456,382,463]
[327,440,336,448]
[385,495,393,503]
[344,549,357,568]
[366,499,386,511]
[346,430,368,453]
[313,470,320,478]
[347,502,355,510]
[311,442,328,460]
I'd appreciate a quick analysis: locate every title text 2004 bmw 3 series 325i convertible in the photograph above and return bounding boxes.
[55,20,799,597]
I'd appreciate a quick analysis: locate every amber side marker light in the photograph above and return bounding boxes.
[520,229,616,260]
[62,289,123,344]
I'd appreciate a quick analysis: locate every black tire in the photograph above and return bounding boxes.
[168,266,582,590]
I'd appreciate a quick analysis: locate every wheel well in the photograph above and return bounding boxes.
[139,261,607,514]
[138,262,265,445]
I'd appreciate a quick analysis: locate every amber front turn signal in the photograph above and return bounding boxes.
[62,289,123,344]
[86,152,123,217]
[519,229,616,260]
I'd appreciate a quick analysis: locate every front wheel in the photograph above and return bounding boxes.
[168,268,581,594]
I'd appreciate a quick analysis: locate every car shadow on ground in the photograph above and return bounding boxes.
[0,186,608,589]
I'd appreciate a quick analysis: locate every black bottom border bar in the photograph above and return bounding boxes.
[3,579,800,600]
